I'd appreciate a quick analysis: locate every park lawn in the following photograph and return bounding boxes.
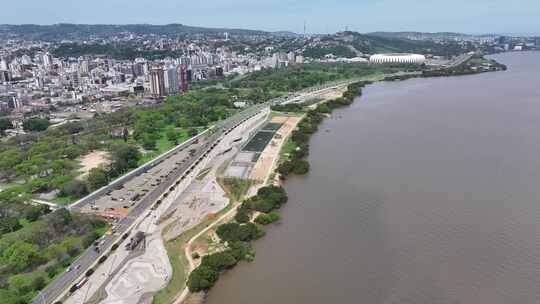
[95,223,111,237]
[51,195,78,205]
[278,138,298,163]
[218,178,256,203]
[153,235,190,304]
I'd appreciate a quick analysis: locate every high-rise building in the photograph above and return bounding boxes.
[0,58,8,71]
[287,52,296,64]
[150,67,166,97]
[0,70,11,83]
[80,60,89,74]
[42,52,53,68]
[132,62,144,76]
[177,65,188,92]
[164,66,179,95]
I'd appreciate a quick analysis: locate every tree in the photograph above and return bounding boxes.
[216,222,264,242]
[189,128,199,137]
[63,122,83,134]
[166,127,178,145]
[187,266,219,292]
[110,143,141,175]
[257,186,288,206]
[86,167,108,191]
[60,180,88,198]
[228,241,254,261]
[43,209,73,233]
[1,241,43,271]
[234,206,250,223]
[292,159,310,174]
[141,133,157,150]
[0,288,20,304]
[201,251,237,271]
[122,128,129,142]
[248,197,275,213]
[0,118,13,135]
[255,212,281,225]
[8,272,47,296]
[0,217,22,235]
[24,205,50,222]
[23,118,51,132]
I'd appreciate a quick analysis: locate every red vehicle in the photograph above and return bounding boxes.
[76,278,88,289]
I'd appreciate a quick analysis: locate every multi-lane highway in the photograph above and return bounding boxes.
[33,81,353,304]
[32,104,267,304]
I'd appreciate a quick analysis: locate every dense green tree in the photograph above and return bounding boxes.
[23,118,50,132]
[1,241,43,271]
[165,127,178,145]
[234,206,250,223]
[0,289,20,304]
[292,159,310,174]
[187,266,219,292]
[140,133,157,150]
[24,205,50,222]
[0,118,14,135]
[254,212,281,225]
[9,272,46,295]
[0,217,22,234]
[189,128,199,137]
[216,222,264,242]
[109,143,141,175]
[60,180,88,198]
[201,251,237,271]
[228,241,254,261]
[86,167,108,191]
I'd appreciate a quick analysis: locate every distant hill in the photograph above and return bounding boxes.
[368,31,473,40]
[0,23,271,40]
[271,31,301,38]
[338,32,472,56]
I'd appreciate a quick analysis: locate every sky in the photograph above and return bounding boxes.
[3,0,539,35]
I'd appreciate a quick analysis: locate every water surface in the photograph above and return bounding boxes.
[206,52,540,304]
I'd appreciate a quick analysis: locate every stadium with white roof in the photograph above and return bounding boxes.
[369,53,426,64]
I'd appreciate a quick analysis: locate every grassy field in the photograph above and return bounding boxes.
[218,177,257,202]
[153,235,190,304]
[51,195,78,205]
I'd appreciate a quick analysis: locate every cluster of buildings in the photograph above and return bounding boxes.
[1,28,538,133]
[0,38,307,126]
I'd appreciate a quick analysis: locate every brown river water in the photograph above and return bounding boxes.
[205,51,540,304]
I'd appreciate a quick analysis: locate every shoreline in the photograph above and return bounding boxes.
[163,55,507,304]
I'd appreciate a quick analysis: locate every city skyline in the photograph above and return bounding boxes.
[2,0,539,35]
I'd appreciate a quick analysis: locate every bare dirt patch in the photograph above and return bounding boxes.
[77,151,110,179]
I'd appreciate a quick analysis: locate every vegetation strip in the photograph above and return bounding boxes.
[182,56,507,297]
[183,81,368,295]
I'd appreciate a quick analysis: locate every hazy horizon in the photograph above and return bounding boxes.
[2,0,539,35]
[1,23,538,38]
